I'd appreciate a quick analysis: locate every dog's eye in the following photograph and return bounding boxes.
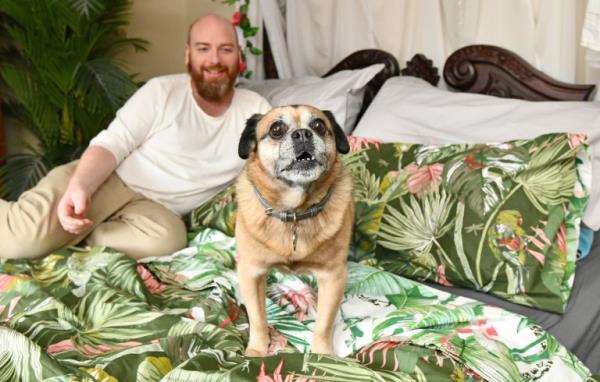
[310,119,327,136]
[269,121,287,140]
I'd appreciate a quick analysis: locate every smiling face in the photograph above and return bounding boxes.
[238,106,350,187]
[186,15,240,102]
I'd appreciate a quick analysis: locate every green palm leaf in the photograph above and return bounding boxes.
[0,0,146,200]
[44,288,178,350]
[414,142,476,165]
[345,263,414,297]
[0,326,43,382]
[443,145,529,218]
[74,58,138,112]
[373,303,484,339]
[453,202,479,288]
[377,190,455,257]
[162,351,247,382]
[265,299,311,350]
[136,356,173,382]
[81,249,150,301]
[352,163,381,202]
[515,136,577,214]
[456,336,521,382]
[301,354,387,382]
[167,320,245,354]
[0,150,49,200]
[66,0,103,16]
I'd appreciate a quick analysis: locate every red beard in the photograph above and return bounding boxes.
[187,61,238,102]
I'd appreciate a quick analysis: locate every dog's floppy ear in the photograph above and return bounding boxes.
[238,113,263,159]
[323,110,349,154]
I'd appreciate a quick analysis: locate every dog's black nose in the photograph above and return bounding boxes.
[291,129,313,143]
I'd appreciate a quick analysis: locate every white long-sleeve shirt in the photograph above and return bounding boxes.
[90,73,271,215]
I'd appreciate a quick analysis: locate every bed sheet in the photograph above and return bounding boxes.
[0,229,595,381]
[425,231,600,374]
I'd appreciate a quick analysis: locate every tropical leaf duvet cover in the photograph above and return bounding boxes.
[0,228,595,382]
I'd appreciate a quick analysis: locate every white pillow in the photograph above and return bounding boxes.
[237,63,384,134]
[353,76,600,230]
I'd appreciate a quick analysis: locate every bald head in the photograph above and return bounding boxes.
[187,14,239,47]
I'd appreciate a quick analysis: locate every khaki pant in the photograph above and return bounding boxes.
[1,161,186,260]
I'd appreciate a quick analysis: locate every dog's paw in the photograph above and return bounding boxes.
[310,340,334,355]
[244,346,268,357]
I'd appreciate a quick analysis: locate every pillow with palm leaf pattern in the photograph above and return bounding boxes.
[346,133,591,313]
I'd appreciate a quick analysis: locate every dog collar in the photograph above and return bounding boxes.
[252,185,334,223]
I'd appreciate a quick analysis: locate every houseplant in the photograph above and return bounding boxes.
[0,0,147,200]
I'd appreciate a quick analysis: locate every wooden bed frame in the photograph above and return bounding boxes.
[263,42,596,105]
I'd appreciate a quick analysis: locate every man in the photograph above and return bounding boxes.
[1,14,271,259]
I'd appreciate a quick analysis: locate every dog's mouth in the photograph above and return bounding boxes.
[283,151,320,171]
[296,151,315,162]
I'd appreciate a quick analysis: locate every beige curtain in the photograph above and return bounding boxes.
[252,0,594,86]
[582,0,600,91]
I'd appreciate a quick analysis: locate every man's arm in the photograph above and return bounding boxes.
[57,145,117,234]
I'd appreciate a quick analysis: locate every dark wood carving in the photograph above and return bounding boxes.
[401,54,440,86]
[444,45,595,101]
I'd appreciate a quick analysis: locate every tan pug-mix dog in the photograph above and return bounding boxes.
[236,105,353,356]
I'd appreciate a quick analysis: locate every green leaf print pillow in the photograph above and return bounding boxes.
[346,133,591,313]
[187,185,237,237]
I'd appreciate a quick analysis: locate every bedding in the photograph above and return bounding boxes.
[347,133,590,314]
[352,75,600,230]
[237,63,385,134]
[0,229,595,381]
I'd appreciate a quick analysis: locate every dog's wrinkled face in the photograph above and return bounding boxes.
[239,105,349,186]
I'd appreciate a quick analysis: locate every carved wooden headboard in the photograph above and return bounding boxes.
[443,45,595,101]
[262,33,596,109]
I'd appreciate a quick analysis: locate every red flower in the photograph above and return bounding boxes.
[47,339,75,354]
[273,285,317,321]
[239,59,247,73]
[567,133,586,150]
[405,163,443,194]
[232,11,241,26]
[347,136,381,152]
[436,264,453,287]
[267,327,288,355]
[136,265,167,294]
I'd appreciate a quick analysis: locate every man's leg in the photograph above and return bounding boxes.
[85,195,187,260]
[0,161,135,259]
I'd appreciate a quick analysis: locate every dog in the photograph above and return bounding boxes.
[235,105,354,356]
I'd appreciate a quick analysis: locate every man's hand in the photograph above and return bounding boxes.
[57,183,93,235]
[55,145,117,235]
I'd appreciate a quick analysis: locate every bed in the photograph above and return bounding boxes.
[0,46,598,381]
[393,44,600,373]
